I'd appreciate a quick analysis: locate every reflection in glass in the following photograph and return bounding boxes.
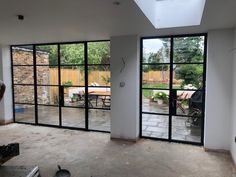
[15,104,35,123]
[38,106,59,125]
[172,116,201,143]
[89,109,111,131]
[62,108,85,128]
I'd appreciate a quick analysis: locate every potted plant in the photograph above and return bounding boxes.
[62,80,73,88]
[154,92,167,105]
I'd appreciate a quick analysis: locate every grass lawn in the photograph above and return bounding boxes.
[142,83,181,98]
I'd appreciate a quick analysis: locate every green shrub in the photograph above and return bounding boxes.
[62,80,73,88]
[154,92,168,100]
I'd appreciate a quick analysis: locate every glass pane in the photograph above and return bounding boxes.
[142,89,169,114]
[88,66,110,86]
[88,41,110,64]
[37,66,58,85]
[37,86,59,105]
[62,108,85,128]
[61,66,85,86]
[173,36,204,63]
[172,116,202,143]
[12,46,33,65]
[143,38,170,63]
[64,87,85,107]
[14,86,34,104]
[36,45,58,65]
[15,104,35,123]
[13,66,34,84]
[60,44,84,65]
[142,114,168,139]
[38,106,59,125]
[173,64,203,89]
[172,90,203,116]
[88,87,111,109]
[142,65,170,89]
[89,109,110,131]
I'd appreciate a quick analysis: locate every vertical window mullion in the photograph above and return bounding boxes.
[33,45,38,124]
[84,42,89,130]
[58,44,62,127]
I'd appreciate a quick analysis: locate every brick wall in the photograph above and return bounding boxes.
[13,48,51,105]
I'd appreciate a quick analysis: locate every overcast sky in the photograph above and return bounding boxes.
[143,39,164,54]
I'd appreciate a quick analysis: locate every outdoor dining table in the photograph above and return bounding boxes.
[88,91,111,107]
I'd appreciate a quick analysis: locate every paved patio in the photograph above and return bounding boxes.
[15,98,201,142]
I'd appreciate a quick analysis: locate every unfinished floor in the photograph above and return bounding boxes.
[0,124,235,177]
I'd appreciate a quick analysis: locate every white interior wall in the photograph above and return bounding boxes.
[0,45,13,124]
[230,29,236,164]
[205,29,234,150]
[110,35,140,140]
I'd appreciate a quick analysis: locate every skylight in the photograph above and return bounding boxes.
[134,0,206,29]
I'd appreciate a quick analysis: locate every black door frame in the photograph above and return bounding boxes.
[11,40,110,133]
[140,33,207,145]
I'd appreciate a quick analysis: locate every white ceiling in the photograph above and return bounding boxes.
[0,0,235,45]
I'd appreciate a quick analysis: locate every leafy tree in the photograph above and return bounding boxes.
[36,45,58,66]
[174,37,203,63]
[147,51,168,71]
[37,42,110,71]
[174,37,204,88]
[88,42,110,65]
[60,44,84,65]
[175,64,203,88]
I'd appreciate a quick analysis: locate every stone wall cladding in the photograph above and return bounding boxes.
[13,48,50,105]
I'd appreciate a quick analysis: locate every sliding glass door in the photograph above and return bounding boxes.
[11,41,110,132]
[141,34,207,145]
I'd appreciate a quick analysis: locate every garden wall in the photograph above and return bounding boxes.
[13,48,50,104]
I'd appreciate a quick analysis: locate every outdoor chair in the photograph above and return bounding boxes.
[186,89,203,127]
[176,92,189,114]
[101,96,111,108]
[73,91,94,108]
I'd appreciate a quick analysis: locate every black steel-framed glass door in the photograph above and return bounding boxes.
[11,40,110,132]
[140,34,207,145]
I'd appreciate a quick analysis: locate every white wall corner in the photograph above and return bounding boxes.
[205,29,234,151]
[0,45,13,124]
[230,28,236,164]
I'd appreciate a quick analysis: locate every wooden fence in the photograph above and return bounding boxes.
[50,68,110,86]
[48,69,180,103]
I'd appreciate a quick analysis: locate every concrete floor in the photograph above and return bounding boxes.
[0,124,235,177]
